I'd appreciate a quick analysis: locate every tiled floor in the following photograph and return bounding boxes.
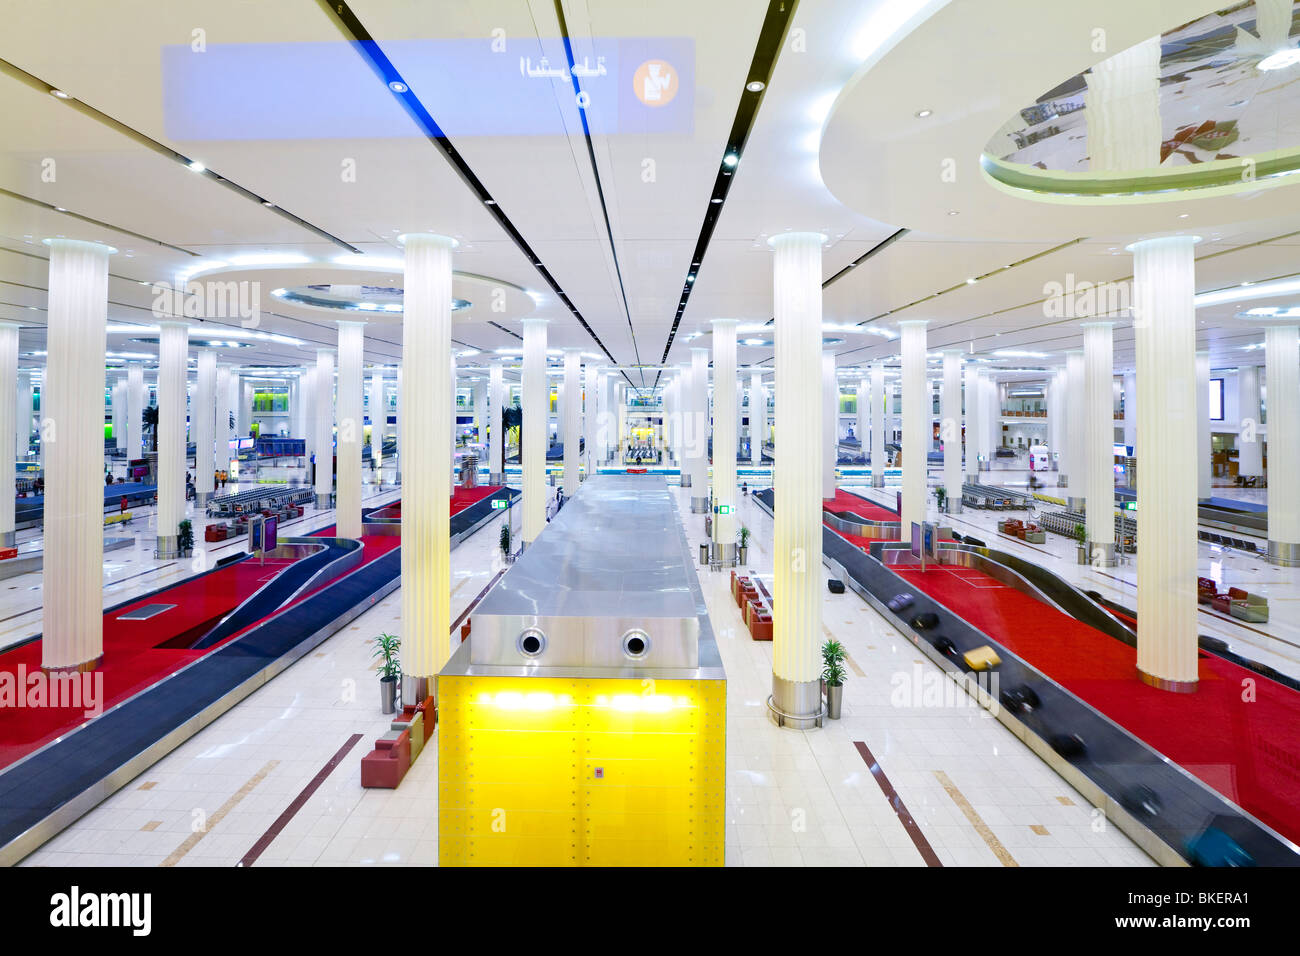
[19,471,1157,868]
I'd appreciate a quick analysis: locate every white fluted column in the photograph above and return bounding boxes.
[1123,371,1137,451]
[1065,350,1085,507]
[238,377,252,439]
[156,321,188,555]
[369,370,385,474]
[822,351,837,500]
[770,231,824,727]
[965,366,982,482]
[215,364,231,473]
[314,349,335,509]
[1196,351,1211,500]
[194,349,216,506]
[1237,365,1263,477]
[870,359,886,486]
[108,372,123,456]
[42,239,112,671]
[18,369,34,460]
[1083,322,1116,563]
[562,348,581,497]
[1049,367,1066,479]
[1266,325,1300,565]
[401,233,456,684]
[688,348,710,511]
[335,322,364,538]
[395,364,403,483]
[488,360,504,482]
[300,366,316,462]
[899,321,929,533]
[0,324,17,545]
[941,351,963,511]
[582,363,594,480]
[1131,235,1199,690]
[751,371,764,466]
[521,318,548,545]
[854,375,867,465]
[712,320,738,562]
[127,361,144,460]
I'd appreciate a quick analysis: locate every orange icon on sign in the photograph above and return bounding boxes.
[633,59,677,107]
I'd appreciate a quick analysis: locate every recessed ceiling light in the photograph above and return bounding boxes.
[947,210,959,216]
[49,88,70,99]
[723,153,739,168]
[1178,213,1189,219]
[261,200,274,207]
[1258,49,1300,71]
[965,277,977,285]
[746,80,765,92]
[915,109,933,118]
[54,206,66,212]
[484,198,496,205]
[710,197,722,204]
[388,80,408,93]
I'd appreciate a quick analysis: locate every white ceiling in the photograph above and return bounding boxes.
[0,0,1294,392]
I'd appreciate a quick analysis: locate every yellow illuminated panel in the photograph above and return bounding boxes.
[439,676,726,866]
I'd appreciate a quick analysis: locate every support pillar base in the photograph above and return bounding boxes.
[401,674,428,708]
[709,541,737,570]
[1057,474,1069,488]
[679,474,692,489]
[1086,540,1117,567]
[767,675,824,729]
[154,535,184,560]
[690,496,709,514]
[315,493,332,510]
[0,531,14,547]
[195,491,211,507]
[1268,540,1300,568]
[1137,668,1198,694]
[43,654,103,675]
[490,472,504,486]
[871,474,885,488]
[1067,496,1086,512]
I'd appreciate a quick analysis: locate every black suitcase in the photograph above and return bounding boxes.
[827,579,845,594]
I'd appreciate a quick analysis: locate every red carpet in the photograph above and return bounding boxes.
[824,489,898,523]
[0,488,503,770]
[895,563,1300,845]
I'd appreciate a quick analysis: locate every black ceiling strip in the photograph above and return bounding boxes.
[653,0,798,386]
[318,0,629,386]
[552,0,645,388]
[488,320,523,341]
[0,57,359,255]
[0,186,200,258]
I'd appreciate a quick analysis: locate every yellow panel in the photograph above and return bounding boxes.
[439,675,726,866]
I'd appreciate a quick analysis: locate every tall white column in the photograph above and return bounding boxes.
[1196,351,1211,500]
[394,365,402,483]
[43,239,112,671]
[854,375,867,464]
[127,361,144,460]
[1131,235,1199,690]
[108,372,123,456]
[1065,350,1086,508]
[583,364,595,477]
[870,359,886,487]
[770,231,824,728]
[401,233,456,684]
[822,351,837,500]
[688,347,710,511]
[1083,322,1116,563]
[300,366,315,461]
[336,321,364,538]
[194,349,216,506]
[488,360,504,482]
[155,320,188,555]
[712,320,738,561]
[215,364,231,473]
[369,370,385,473]
[521,318,548,544]
[0,323,17,545]
[1237,365,1263,477]
[238,377,252,439]
[1265,324,1300,565]
[899,321,928,533]
[750,371,764,465]
[965,366,982,483]
[941,351,963,510]
[18,369,34,460]
[1049,367,1066,479]
[225,370,239,450]
[314,349,335,509]
[1122,370,1137,451]
[562,348,581,497]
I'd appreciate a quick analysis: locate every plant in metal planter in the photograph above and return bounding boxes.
[737,525,751,564]
[823,656,848,720]
[373,632,401,714]
[935,486,947,513]
[1074,523,1088,564]
[176,519,194,556]
[821,638,846,713]
[499,521,512,562]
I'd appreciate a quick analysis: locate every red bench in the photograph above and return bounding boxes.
[360,726,411,789]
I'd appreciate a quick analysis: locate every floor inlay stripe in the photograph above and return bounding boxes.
[852,741,942,867]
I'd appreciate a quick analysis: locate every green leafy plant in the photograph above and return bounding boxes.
[499,521,512,557]
[738,525,751,549]
[935,486,947,508]
[1074,523,1087,545]
[823,657,848,688]
[373,632,401,680]
[177,519,194,554]
[822,639,845,669]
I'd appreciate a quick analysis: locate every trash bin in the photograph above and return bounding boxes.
[700,543,709,565]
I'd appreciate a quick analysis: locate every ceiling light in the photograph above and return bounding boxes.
[1178,213,1189,219]
[388,80,408,93]
[54,206,66,212]
[915,109,932,118]
[1196,276,1300,308]
[710,197,722,204]
[484,199,496,205]
[261,200,274,207]
[746,80,765,92]
[723,153,739,168]
[49,89,70,99]
[187,161,205,173]
[1258,49,1300,71]
[965,277,977,285]
[947,210,959,216]
[227,253,312,267]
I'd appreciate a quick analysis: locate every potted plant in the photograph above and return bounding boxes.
[737,525,751,564]
[373,632,401,714]
[823,653,847,720]
[499,522,512,564]
[176,519,194,557]
[1074,523,1088,564]
[821,639,845,699]
[935,486,947,513]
